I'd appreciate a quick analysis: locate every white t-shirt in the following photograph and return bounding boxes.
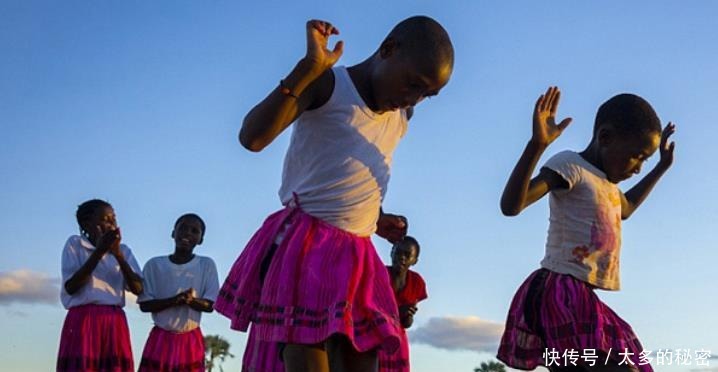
[60,235,143,309]
[137,255,219,332]
[279,66,409,237]
[540,151,623,290]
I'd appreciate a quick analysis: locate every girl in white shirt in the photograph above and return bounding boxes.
[137,213,219,372]
[497,87,676,372]
[57,199,143,372]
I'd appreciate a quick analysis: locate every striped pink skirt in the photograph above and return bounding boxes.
[138,326,205,372]
[215,206,402,354]
[242,325,284,372]
[378,329,410,372]
[497,269,652,371]
[56,304,134,372]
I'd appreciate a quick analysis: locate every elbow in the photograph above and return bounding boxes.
[130,282,143,296]
[239,132,266,152]
[500,202,521,217]
[64,281,77,295]
[238,122,267,152]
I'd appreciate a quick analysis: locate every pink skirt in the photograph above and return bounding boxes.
[215,206,402,353]
[378,329,410,372]
[138,326,205,372]
[497,269,652,371]
[56,304,134,372]
[242,325,284,372]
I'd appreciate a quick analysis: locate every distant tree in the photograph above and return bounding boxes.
[474,360,507,372]
[204,334,235,372]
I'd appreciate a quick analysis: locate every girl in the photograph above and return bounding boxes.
[216,17,454,372]
[137,213,219,372]
[57,199,143,372]
[497,87,676,372]
[379,236,428,372]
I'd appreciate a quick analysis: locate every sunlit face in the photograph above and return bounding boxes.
[391,242,419,271]
[172,217,204,253]
[370,43,452,113]
[83,205,117,242]
[600,130,660,183]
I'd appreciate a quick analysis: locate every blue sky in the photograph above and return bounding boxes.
[1,1,716,371]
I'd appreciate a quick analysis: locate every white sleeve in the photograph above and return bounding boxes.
[542,151,582,190]
[201,258,220,302]
[60,237,81,288]
[137,258,156,303]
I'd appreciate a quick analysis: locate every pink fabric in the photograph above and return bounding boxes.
[138,326,205,372]
[215,206,402,354]
[497,269,652,371]
[56,304,134,372]
[242,325,284,372]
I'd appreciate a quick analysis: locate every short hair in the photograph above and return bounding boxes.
[76,199,112,237]
[386,15,454,70]
[594,94,661,138]
[393,235,421,258]
[174,213,206,237]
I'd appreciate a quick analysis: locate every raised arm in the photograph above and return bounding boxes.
[501,87,573,216]
[621,123,676,219]
[240,20,343,152]
[64,229,116,295]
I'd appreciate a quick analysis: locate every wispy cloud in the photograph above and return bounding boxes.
[0,270,60,305]
[409,316,505,353]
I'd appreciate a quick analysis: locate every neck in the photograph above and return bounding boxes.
[347,56,379,112]
[579,142,604,172]
[170,250,194,264]
[390,265,408,279]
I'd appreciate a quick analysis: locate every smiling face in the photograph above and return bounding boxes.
[599,128,660,183]
[172,216,204,254]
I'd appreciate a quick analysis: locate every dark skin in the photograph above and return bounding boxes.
[139,217,214,313]
[500,86,675,220]
[240,19,452,372]
[500,87,673,371]
[388,241,420,329]
[64,206,143,296]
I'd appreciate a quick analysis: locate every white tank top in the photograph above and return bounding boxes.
[279,66,408,237]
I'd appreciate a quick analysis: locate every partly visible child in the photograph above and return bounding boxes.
[379,236,428,372]
[57,199,143,372]
[137,213,219,372]
[215,16,453,372]
[497,87,676,372]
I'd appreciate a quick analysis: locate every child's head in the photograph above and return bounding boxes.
[370,16,454,113]
[591,94,662,183]
[171,213,205,254]
[391,236,420,271]
[76,199,116,243]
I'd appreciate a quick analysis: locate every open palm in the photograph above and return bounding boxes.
[532,86,572,146]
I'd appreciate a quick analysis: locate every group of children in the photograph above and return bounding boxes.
[58,201,220,372]
[58,14,676,372]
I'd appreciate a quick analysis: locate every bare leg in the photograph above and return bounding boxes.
[326,334,378,372]
[283,343,330,372]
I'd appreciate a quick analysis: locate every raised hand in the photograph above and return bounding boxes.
[304,20,344,73]
[376,213,408,244]
[532,86,572,147]
[658,122,676,169]
[95,225,120,255]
